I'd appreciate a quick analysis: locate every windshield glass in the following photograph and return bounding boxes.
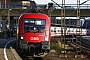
[24,18,46,32]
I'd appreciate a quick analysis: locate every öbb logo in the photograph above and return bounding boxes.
[30,37,39,40]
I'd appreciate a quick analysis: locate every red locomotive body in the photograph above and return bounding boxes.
[16,13,50,56]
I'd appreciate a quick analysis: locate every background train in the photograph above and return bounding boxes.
[15,13,51,57]
[51,26,87,36]
[50,17,90,36]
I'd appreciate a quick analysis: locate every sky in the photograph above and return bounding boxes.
[34,0,90,4]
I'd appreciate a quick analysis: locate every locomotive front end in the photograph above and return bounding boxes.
[16,13,50,56]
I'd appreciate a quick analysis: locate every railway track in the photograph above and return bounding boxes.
[43,36,90,60]
[67,37,90,58]
[71,38,90,50]
[15,36,90,60]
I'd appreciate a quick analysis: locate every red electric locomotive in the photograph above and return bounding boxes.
[16,13,51,57]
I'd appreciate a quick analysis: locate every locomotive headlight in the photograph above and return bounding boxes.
[20,34,24,39]
[45,35,48,41]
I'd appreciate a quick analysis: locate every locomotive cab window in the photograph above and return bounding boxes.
[24,18,46,32]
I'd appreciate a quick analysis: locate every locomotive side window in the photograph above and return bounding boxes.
[24,18,46,32]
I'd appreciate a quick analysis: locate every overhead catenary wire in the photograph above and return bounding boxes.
[51,0,89,17]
